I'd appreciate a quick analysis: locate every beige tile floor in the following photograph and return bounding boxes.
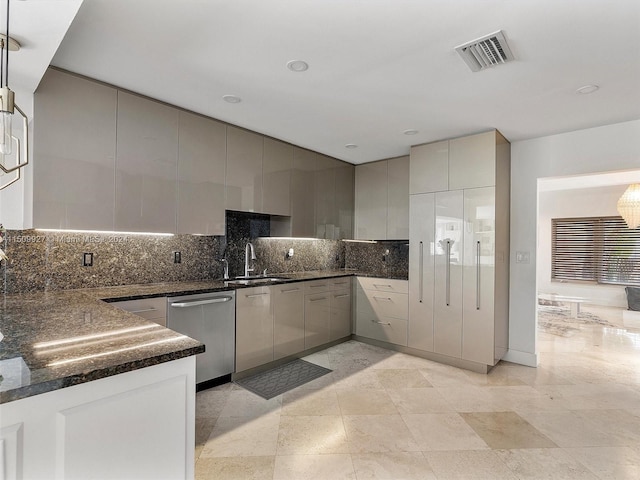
[195,305,640,479]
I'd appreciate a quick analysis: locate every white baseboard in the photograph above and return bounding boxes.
[502,349,538,367]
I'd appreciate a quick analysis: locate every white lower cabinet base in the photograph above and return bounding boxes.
[0,357,196,480]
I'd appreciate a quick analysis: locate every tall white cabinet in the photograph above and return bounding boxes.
[408,130,510,370]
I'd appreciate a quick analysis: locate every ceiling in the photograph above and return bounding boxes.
[17,0,640,164]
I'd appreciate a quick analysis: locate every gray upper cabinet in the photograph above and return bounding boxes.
[115,92,178,233]
[290,147,317,237]
[33,69,117,230]
[262,138,292,216]
[354,156,409,240]
[354,160,387,240]
[386,156,409,239]
[315,155,337,239]
[449,132,496,190]
[225,126,264,213]
[335,161,354,239]
[409,141,448,194]
[177,111,226,235]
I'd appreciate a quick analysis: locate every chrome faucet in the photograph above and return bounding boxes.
[220,258,229,280]
[244,242,256,277]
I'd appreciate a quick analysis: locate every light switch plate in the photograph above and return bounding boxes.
[82,252,93,267]
[516,251,530,264]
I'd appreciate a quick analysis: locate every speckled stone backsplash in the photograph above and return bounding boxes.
[0,229,225,294]
[344,240,409,279]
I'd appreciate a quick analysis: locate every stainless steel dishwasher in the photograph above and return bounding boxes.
[167,291,235,388]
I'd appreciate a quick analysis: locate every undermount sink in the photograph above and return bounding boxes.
[225,276,291,286]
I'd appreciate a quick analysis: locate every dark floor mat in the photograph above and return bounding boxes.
[234,359,332,399]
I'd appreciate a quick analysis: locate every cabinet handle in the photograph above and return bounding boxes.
[419,241,424,303]
[373,296,392,302]
[333,281,348,285]
[171,296,233,307]
[310,284,328,288]
[476,240,481,310]
[373,284,392,288]
[246,293,269,298]
[129,307,157,314]
[334,294,350,299]
[372,320,392,326]
[309,296,327,302]
[282,288,300,293]
[446,240,451,306]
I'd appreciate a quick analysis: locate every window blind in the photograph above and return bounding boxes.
[551,216,640,287]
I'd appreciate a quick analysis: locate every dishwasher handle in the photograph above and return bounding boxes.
[170,296,233,308]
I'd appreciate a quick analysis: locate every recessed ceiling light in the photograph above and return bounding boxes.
[286,60,309,72]
[403,129,419,135]
[576,85,599,95]
[222,95,242,103]
[345,144,358,149]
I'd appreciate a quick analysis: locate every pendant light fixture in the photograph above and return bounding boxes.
[617,184,640,229]
[0,0,28,190]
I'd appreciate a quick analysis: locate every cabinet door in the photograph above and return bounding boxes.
[291,147,317,237]
[462,187,496,365]
[409,141,448,194]
[387,156,410,239]
[263,138,292,216]
[315,155,337,239]
[354,160,387,240]
[115,92,178,233]
[177,111,226,235]
[355,283,408,346]
[335,161,354,239]
[433,190,464,358]
[225,126,263,213]
[34,69,117,230]
[449,131,496,190]
[408,193,435,352]
[330,281,352,341]
[304,293,331,349]
[235,286,273,372]
[273,284,304,360]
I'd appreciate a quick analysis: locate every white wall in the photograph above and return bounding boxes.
[538,185,629,308]
[507,119,640,367]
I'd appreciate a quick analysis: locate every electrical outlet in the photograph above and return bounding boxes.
[82,252,93,267]
[516,251,530,264]
[173,251,181,264]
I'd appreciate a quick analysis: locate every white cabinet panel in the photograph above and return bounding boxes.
[225,126,264,213]
[115,92,178,233]
[263,138,292,216]
[462,187,496,365]
[433,190,464,358]
[387,156,410,239]
[177,111,226,235]
[354,161,387,240]
[409,141,448,194]
[408,193,435,352]
[449,131,496,190]
[33,69,117,230]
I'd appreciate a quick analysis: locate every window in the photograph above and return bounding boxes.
[552,216,640,286]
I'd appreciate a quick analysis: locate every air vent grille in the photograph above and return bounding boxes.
[455,30,514,72]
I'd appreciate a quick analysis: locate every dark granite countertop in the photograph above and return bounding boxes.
[0,269,406,404]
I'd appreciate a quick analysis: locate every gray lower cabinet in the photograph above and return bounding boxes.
[329,278,352,341]
[355,277,409,346]
[304,279,331,350]
[273,284,305,361]
[235,286,273,372]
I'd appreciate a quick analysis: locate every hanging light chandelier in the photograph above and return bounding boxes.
[0,0,28,190]
[617,184,640,229]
